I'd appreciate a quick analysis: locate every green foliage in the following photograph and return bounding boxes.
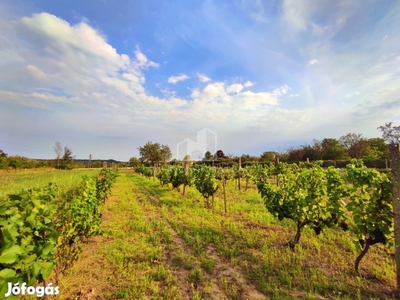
[60,147,74,170]
[255,159,393,274]
[128,157,141,168]
[138,142,172,166]
[203,151,213,161]
[256,162,350,247]
[345,160,393,249]
[214,167,234,182]
[0,150,8,169]
[135,165,153,178]
[157,166,171,186]
[257,162,333,235]
[0,184,59,296]
[96,168,119,203]
[321,138,350,160]
[157,165,193,192]
[56,169,117,276]
[260,151,278,163]
[192,165,219,206]
[361,137,389,160]
[0,168,118,293]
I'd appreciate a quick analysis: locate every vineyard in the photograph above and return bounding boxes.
[0,161,397,299]
[0,168,118,299]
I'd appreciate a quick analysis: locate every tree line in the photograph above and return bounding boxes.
[129,133,389,169]
[0,141,126,170]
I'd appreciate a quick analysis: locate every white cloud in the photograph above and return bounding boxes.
[25,65,46,80]
[244,81,254,88]
[197,73,211,82]
[226,83,244,94]
[307,59,318,66]
[134,49,159,69]
[282,0,311,31]
[168,74,190,84]
[2,6,400,160]
[0,12,289,136]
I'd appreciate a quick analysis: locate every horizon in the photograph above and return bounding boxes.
[1,1,399,161]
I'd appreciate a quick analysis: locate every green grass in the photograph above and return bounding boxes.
[0,168,100,195]
[56,171,397,299]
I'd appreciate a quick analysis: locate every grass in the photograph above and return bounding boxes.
[0,168,101,195]
[53,170,397,299]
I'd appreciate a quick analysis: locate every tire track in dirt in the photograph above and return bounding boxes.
[137,184,267,299]
[136,186,226,299]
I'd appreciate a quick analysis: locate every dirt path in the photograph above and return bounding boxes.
[137,183,267,300]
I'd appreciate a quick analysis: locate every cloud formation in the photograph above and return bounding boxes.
[1,1,400,161]
[168,74,190,84]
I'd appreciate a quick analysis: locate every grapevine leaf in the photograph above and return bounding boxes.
[0,268,16,279]
[0,253,18,264]
[1,245,23,256]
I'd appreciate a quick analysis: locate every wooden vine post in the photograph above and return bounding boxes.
[378,122,400,296]
[183,160,189,196]
[275,156,280,187]
[238,157,242,190]
[390,142,400,295]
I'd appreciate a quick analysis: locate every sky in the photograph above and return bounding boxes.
[0,0,399,161]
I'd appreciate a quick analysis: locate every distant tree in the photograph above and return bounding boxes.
[321,138,349,160]
[236,154,259,165]
[92,161,102,168]
[240,154,250,163]
[138,142,172,166]
[361,137,390,160]
[260,151,278,163]
[138,142,172,179]
[0,150,8,169]
[215,150,226,159]
[183,154,191,161]
[7,156,24,169]
[60,146,74,170]
[339,133,368,159]
[301,140,324,161]
[5,156,36,169]
[312,139,323,158]
[169,159,179,165]
[54,141,63,169]
[129,157,141,168]
[277,151,289,163]
[287,147,305,163]
[203,151,213,161]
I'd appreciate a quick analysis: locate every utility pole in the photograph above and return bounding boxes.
[89,154,92,168]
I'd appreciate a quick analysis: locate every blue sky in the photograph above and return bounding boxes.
[0,0,399,161]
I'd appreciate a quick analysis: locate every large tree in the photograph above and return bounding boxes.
[61,146,74,170]
[321,138,349,160]
[138,142,172,179]
[339,133,368,159]
[361,137,390,160]
[378,122,400,295]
